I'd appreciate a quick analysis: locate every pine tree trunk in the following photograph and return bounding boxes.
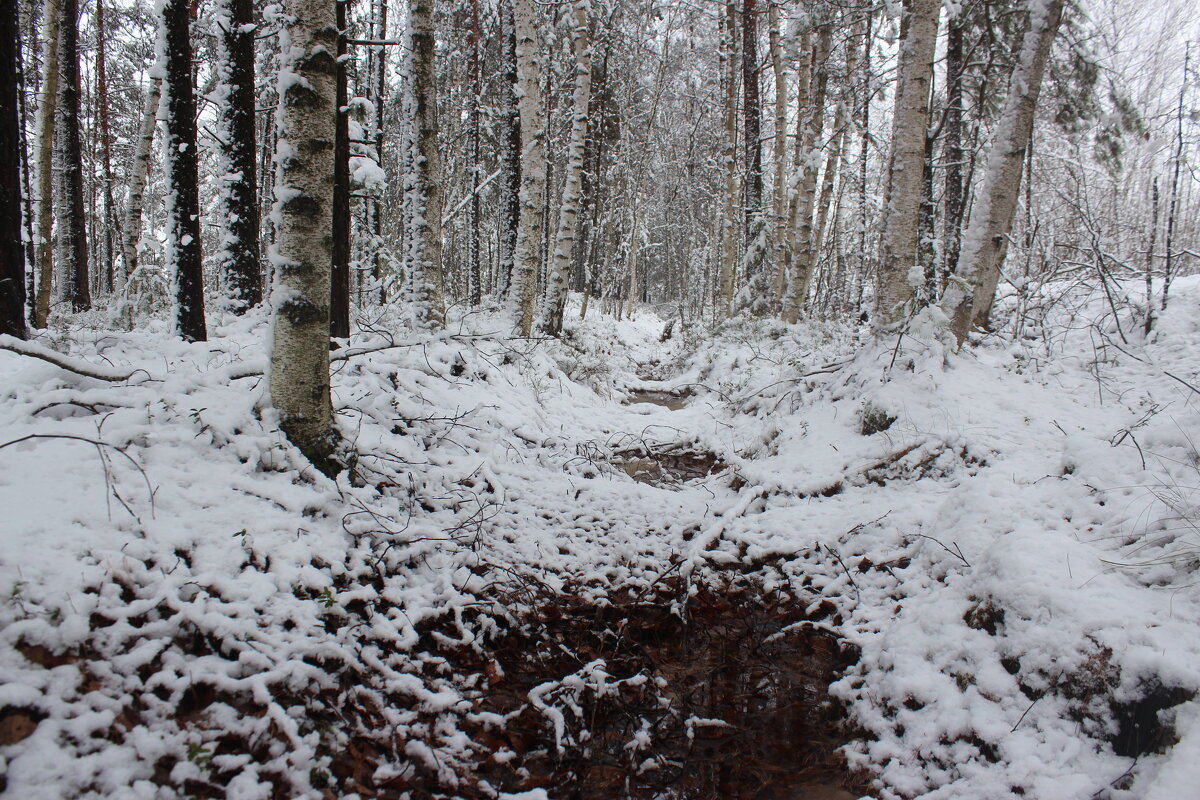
[32,0,60,327]
[330,0,350,337]
[56,0,89,313]
[216,0,262,312]
[370,0,387,304]
[875,0,939,330]
[512,0,545,336]
[95,0,115,295]
[409,0,444,327]
[467,0,482,305]
[946,0,1063,343]
[717,0,739,318]
[0,1,24,338]
[542,0,591,336]
[741,0,761,245]
[121,76,161,280]
[161,0,205,341]
[270,0,337,464]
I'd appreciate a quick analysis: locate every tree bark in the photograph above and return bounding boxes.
[269,0,337,464]
[121,76,162,281]
[0,1,24,338]
[717,0,739,318]
[467,0,482,305]
[161,0,205,341]
[498,0,520,300]
[512,0,545,336]
[946,0,1063,343]
[32,0,60,327]
[55,0,89,313]
[941,14,964,286]
[215,0,262,312]
[408,0,445,327]
[783,21,831,323]
[330,0,350,337]
[95,0,116,295]
[875,0,940,329]
[543,0,591,336]
[741,0,762,245]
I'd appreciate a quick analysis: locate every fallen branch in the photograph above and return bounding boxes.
[0,334,143,382]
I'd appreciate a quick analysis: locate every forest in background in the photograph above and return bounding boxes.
[2,0,1200,798]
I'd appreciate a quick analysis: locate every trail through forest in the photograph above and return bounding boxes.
[3,286,1200,799]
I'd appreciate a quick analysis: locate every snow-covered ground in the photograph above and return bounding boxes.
[2,284,1199,799]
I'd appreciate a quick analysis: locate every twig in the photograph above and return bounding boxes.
[0,433,155,517]
[0,334,142,382]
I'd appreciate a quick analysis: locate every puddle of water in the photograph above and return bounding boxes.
[624,389,692,411]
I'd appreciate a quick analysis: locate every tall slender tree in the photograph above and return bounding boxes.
[542,0,591,336]
[214,0,262,313]
[497,0,521,299]
[32,0,60,328]
[946,0,1064,343]
[269,0,337,464]
[56,0,89,313]
[512,0,545,335]
[875,0,940,329]
[161,0,206,341]
[330,0,350,337]
[0,1,24,339]
[406,0,445,327]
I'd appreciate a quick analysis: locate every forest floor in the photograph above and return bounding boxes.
[2,281,1200,800]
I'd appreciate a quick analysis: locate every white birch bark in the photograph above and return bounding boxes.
[944,0,1064,343]
[268,0,337,463]
[783,22,831,323]
[32,0,60,328]
[120,76,162,281]
[512,0,545,336]
[542,0,591,336]
[875,0,940,329]
[408,0,444,327]
[767,1,787,307]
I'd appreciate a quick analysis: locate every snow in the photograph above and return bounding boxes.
[2,283,1200,798]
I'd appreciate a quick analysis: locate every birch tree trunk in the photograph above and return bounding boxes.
[542,0,591,336]
[32,0,60,327]
[215,0,262,313]
[875,0,939,330]
[0,1,24,339]
[55,0,89,313]
[945,0,1063,343]
[269,0,337,464]
[767,1,787,305]
[161,0,205,341]
[408,0,445,327]
[512,0,545,336]
[121,76,161,281]
[783,22,831,323]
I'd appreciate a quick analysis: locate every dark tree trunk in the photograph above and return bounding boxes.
[741,0,762,244]
[162,0,206,341]
[498,0,520,299]
[56,0,89,313]
[218,0,262,311]
[941,17,964,283]
[467,0,482,306]
[370,0,387,304]
[0,1,25,338]
[330,0,350,338]
[95,0,115,295]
